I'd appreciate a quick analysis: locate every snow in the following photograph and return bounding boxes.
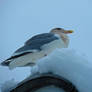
[35,86,64,92]
[0,79,18,92]
[1,48,92,92]
[33,48,92,92]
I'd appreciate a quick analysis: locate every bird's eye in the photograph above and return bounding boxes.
[56,28,61,30]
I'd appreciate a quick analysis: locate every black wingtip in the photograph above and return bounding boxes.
[0,61,9,66]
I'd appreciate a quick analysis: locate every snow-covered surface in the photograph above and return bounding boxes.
[33,48,92,92]
[1,48,92,92]
[35,86,64,92]
[0,79,18,92]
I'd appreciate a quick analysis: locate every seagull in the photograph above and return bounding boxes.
[1,28,73,69]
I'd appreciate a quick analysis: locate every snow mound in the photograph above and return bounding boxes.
[32,48,92,92]
[0,79,18,92]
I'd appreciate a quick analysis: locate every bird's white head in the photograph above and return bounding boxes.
[50,28,74,47]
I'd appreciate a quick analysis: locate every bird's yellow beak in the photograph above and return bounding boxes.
[64,30,74,34]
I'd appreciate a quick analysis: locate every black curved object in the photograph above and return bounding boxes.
[10,73,79,92]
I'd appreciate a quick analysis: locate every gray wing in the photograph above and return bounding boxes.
[15,33,59,54]
[25,33,58,45]
[2,33,59,64]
